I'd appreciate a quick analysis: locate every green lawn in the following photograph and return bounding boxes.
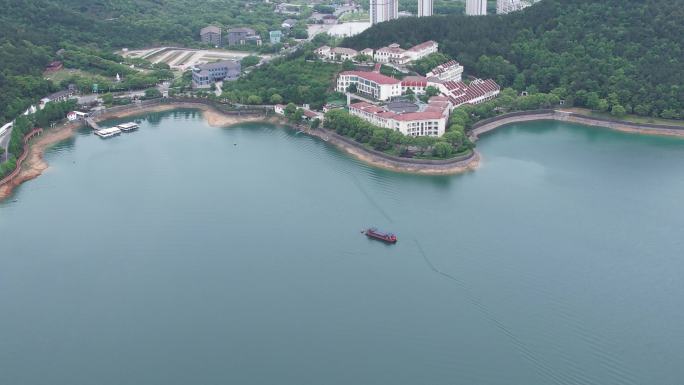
[339,12,369,22]
[43,68,113,85]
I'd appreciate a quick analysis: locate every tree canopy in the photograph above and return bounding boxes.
[344,0,683,119]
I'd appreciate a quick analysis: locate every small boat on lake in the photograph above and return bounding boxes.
[364,228,397,244]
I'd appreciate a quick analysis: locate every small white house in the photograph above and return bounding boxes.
[67,111,89,121]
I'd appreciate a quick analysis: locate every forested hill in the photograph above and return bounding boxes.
[344,0,683,119]
[0,0,290,122]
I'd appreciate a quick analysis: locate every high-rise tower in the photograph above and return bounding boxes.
[418,0,433,17]
[465,0,487,15]
[370,0,399,24]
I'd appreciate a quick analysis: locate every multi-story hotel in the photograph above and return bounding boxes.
[370,0,398,25]
[426,60,464,82]
[417,0,433,17]
[348,97,451,137]
[336,71,402,101]
[435,78,501,107]
[373,41,438,65]
[465,0,487,15]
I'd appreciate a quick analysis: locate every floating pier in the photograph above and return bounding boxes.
[117,122,139,132]
[94,127,122,138]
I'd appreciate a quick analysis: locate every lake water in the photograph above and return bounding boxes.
[1,110,683,385]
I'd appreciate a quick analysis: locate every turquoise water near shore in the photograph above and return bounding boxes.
[1,109,684,385]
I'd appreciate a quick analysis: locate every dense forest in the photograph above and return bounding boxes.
[344,0,684,119]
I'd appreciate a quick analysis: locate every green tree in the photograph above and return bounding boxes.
[425,86,440,98]
[611,104,626,117]
[144,88,162,99]
[241,55,261,68]
[246,94,263,104]
[433,141,453,158]
[270,94,283,104]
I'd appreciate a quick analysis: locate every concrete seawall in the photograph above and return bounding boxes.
[470,110,684,141]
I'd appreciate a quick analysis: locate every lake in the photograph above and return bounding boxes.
[1,109,683,385]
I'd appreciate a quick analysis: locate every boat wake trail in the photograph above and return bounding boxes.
[412,239,604,385]
[349,173,393,223]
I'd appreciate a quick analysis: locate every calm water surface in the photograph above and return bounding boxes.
[1,110,683,385]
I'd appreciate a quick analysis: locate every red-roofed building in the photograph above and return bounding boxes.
[337,71,402,100]
[437,78,501,107]
[45,61,63,73]
[374,43,408,64]
[347,97,451,137]
[401,76,429,94]
[374,41,439,65]
[426,60,463,82]
[405,40,438,61]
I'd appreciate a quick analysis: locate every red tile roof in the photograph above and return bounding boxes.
[428,60,461,75]
[446,79,501,106]
[407,40,437,52]
[401,76,428,87]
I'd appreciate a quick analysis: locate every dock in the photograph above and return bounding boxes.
[117,122,139,132]
[85,117,101,130]
[94,127,122,138]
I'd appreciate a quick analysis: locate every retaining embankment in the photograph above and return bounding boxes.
[310,127,477,174]
[0,128,44,187]
[469,110,684,140]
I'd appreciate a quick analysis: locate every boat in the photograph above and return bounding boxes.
[364,228,397,244]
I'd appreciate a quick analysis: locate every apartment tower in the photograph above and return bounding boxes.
[370,0,399,24]
[418,0,433,17]
[465,0,487,15]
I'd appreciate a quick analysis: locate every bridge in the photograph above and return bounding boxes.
[85,117,101,130]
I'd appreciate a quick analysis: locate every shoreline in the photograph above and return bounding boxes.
[1,102,683,201]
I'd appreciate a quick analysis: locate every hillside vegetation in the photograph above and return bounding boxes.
[0,0,294,122]
[344,0,683,119]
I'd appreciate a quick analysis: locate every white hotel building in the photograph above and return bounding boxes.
[374,41,438,65]
[427,60,464,82]
[336,71,402,101]
[348,98,451,137]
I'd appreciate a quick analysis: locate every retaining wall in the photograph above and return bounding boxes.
[0,128,44,186]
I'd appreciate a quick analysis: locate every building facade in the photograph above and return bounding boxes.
[373,41,438,64]
[348,98,450,137]
[370,0,398,25]
[426,60,464,82]
[465,0,487,15]
[374,44,408,64]
[200,26,222,46]
[417,0,433,17]
[337,71,402,101]
[191,60,241,89]
[226,28,261,46]
[436,78,501,107]
[269,30,282,44]
[497,0,533,14]
[405,40,438,61]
